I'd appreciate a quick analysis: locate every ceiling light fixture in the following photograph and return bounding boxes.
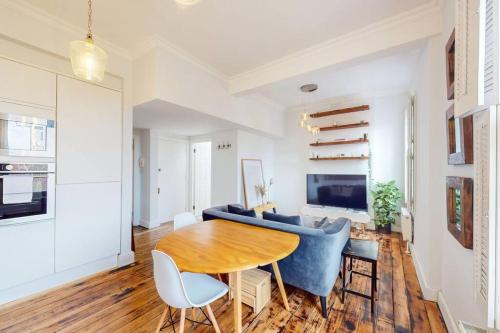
[175,0,201,6]
[69,0,108,82]
[298,84,319,135]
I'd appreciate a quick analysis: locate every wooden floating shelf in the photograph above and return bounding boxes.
[320,122,369,132]
[310,156,369,161]
[310,105,370,118]
[310,138,369,146]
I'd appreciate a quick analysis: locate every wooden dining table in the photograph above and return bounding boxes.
[155,219,300,333]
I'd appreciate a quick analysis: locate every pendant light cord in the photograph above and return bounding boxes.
[87,0,93,39]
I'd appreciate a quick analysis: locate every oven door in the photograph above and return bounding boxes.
[0,113,55,158]
[0,164,55,226]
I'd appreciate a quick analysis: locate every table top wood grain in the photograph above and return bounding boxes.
[155,219,300,274]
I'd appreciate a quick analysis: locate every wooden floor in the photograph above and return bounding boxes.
[0,223,447,333]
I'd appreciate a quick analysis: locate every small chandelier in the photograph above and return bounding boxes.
[298,84,319,136]
[70,0,108,82]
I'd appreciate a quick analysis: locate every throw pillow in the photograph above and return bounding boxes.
[313,216,329,228]
[321,217,350,234]
[228,204,257,218]
[262,211,302,226]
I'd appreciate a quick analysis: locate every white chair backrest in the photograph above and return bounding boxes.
[173,212,197,231]
[151,250,192,308]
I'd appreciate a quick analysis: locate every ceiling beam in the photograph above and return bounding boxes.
[227,0,442,94]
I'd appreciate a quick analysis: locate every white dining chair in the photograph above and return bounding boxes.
[173,212,198,231]
[152,250,229,333]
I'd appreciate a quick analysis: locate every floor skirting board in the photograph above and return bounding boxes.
[0,255,118,306]
[438,291,460,333]
[409,243,439,301]
[117,251,135,267]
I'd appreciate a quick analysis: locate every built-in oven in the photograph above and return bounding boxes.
[0,162,55,225]
[0,113,55,158]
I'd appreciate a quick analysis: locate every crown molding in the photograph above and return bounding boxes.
[2,0,132,61]
[132,34,228,82]
[227,0,442,94]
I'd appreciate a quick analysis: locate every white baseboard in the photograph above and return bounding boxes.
[438,291,460,333]
[409,243,438,301]
[140,218,160,229]
[117,251,135,267]
[0,255,117,306]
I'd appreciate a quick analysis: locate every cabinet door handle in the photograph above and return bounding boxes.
[158,188,160,194]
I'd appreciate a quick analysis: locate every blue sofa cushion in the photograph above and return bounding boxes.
[263,211,302,226]
[321,217,350,234]
[314,217,329,228]
[228,204,256,218]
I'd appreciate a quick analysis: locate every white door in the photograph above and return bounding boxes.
[192,141,212,217]
[158,138,188,222]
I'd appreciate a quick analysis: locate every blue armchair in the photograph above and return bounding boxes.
[203,204,351,318]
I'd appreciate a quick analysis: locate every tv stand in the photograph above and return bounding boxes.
[301,205,370,232]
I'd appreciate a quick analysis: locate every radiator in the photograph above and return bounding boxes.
[400,207,412,243]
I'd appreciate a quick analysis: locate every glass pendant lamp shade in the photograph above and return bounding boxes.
[70,37,107,82]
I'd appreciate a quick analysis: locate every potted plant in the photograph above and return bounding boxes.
[370,181,402,234]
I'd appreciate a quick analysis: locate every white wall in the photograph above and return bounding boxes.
[273,94,407,222]
[237,130,275,206]
[410,0,486,330]
[190,129,276,208]
[133,44,285,138]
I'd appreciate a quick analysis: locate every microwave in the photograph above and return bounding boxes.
[0,112,55,158]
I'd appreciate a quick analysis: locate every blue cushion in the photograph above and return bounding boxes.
[263,211,302,226]
[321,217,349,234]
[228,204,256,218]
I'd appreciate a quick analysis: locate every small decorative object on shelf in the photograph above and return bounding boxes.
[319,121,370,132]
[363,133,368,139]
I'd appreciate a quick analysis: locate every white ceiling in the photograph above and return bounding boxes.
[256,47,422,108]
[21,0,431,76]
[134,99,239,136]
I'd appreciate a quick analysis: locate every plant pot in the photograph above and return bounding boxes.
[376,223,392,234]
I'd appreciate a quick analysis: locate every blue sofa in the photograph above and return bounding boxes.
[202,204,351,318]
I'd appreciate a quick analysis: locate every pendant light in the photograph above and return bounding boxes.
[70,0,108,82]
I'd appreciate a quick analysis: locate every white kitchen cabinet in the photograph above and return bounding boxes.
[56,75,122,184]
[0,57,56,109]
[0,220,55,290]
[55,182,121,272]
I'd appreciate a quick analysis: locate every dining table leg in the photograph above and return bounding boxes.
[271,262,290,311]
[230,271,242,333]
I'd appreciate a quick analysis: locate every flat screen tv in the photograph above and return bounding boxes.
[307,174,368,211]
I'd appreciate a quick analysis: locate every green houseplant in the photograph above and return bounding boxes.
[370,181,402,234]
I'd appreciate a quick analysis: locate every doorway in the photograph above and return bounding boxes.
[158,138,188,223]
[192,141,212,217]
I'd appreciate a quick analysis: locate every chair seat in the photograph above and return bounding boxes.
[181,272,229,307]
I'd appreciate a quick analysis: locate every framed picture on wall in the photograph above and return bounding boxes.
[446,176,473,249]
[445,28,455,100]
[241,159,265,209]
[446,104,473,165]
